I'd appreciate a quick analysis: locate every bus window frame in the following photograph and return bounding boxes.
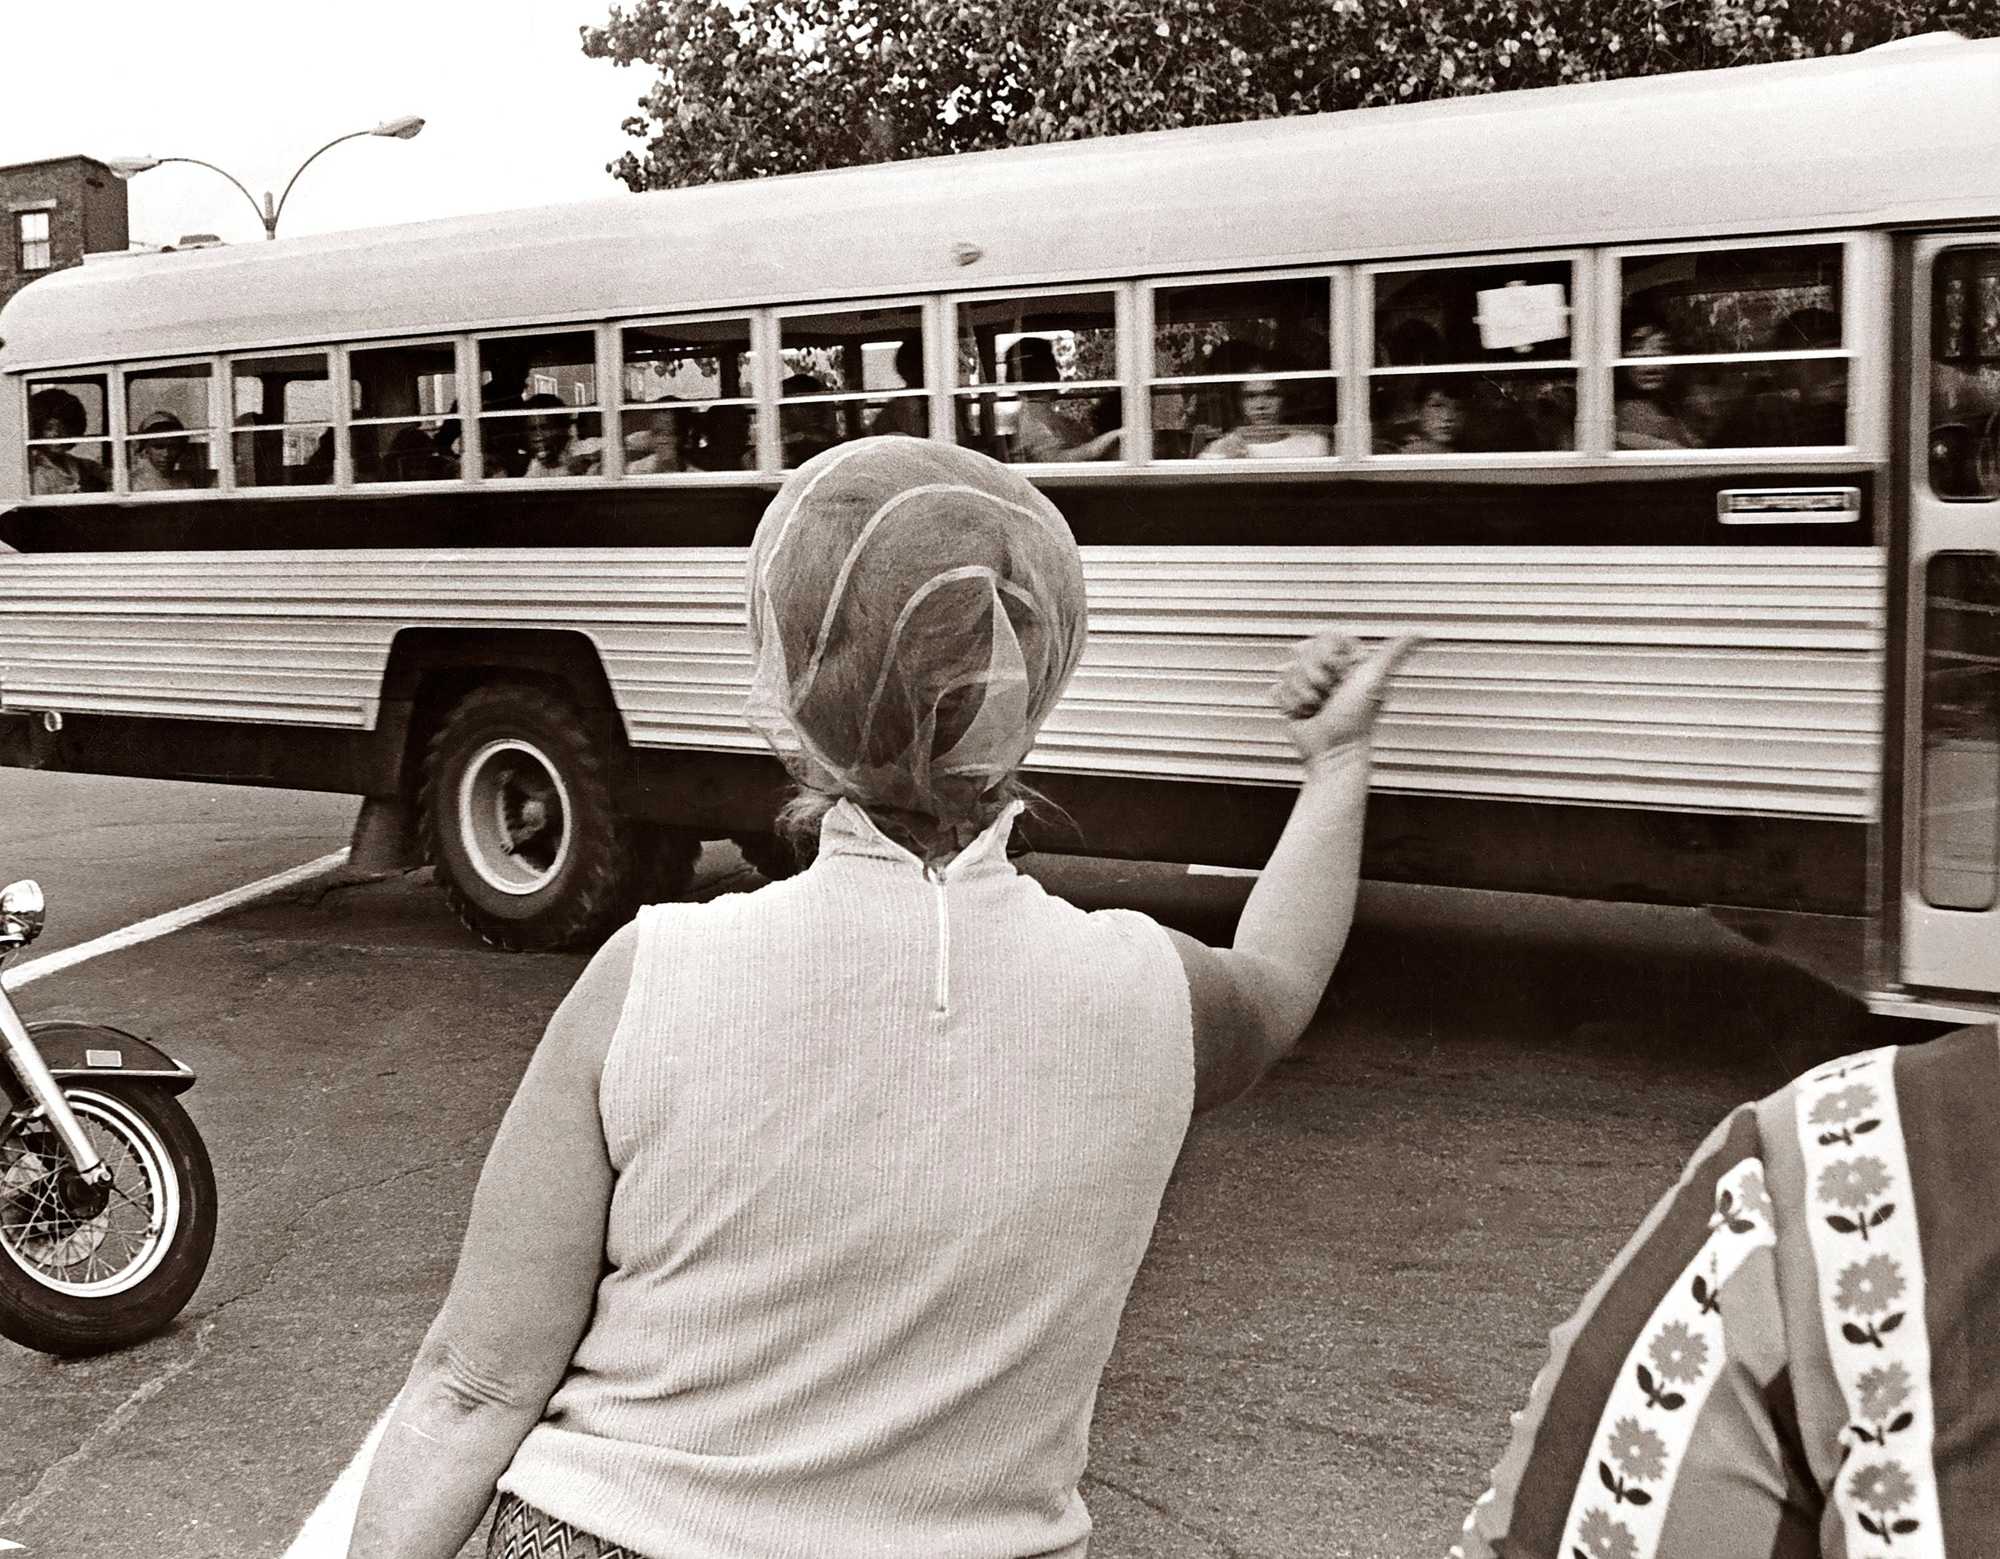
[1600,231,1879,463]
[612,305,760,481]
[19,365,118,502]
[1139,265,1347,467]
[1359,247,1594,465]
[771,297,939,469]
[472,322,608,486]
[944,282,1134,471]
[344,332,471,490]
[615,308,772,484]
[119,353,224,499]
[223,346,336,496]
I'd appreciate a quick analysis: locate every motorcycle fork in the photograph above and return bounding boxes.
[0,990,108,1183]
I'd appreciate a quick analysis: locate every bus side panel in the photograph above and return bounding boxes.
[0,540,1881,820]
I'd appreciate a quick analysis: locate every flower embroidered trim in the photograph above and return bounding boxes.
[1795,1048,1943,1557]
[1555,1156,1775,1559]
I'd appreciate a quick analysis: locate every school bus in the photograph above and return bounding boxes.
[0,33,1994,1021]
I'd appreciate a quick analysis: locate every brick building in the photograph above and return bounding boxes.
[0,156,130,311]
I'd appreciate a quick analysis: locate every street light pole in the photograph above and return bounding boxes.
[108,116,424,241]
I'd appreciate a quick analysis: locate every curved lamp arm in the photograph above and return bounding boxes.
[128,156,270,236]
[272,117,425,239]
[110,117,422,242]
[269,131,368,237]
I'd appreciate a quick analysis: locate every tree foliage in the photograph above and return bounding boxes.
[583,0,2000,190]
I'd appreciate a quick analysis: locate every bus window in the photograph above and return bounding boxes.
[778,305,925,468]
[1919,552,2000,910]
[125,363,214,492]
[1617,243,1846,450]
[350,341,459,484]
[620,318,755,474]
[1929,247,2000,499]
[479,331,601,479]
[1369,260,1575,454]
[954,292,1121,464]
[1151,276,1335,460]
[24,373,109,495]
[231,352,333,488]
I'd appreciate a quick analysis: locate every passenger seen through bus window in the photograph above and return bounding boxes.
[623,405,683,474]
[1399,380,1467,454]
[27,388,108,495]
[1616,243,1847,450]
[1615,320,1695,450]
[1006,339,1120,462]
[781,374,842,467]
[1197,356,1332,460]
[869,339,927,438]
[130,411,194,491]
[489,394,601,479]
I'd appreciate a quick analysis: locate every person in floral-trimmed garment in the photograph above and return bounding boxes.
[1454,1023,2000,1559]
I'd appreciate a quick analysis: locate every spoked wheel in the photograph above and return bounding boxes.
[421,684,637,950]
[0,1086,217,1356]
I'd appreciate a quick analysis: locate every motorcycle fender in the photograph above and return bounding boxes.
[19,1021,196,1097]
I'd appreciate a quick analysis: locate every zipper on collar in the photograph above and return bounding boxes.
[925,860,950,1016]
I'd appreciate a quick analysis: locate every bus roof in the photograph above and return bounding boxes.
[7,33,1999,371]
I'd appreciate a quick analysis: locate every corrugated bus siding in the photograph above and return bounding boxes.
[0,546,1884,820]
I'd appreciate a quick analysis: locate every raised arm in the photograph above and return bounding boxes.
[1169,632,1420,1112]
[346,921,636,1559]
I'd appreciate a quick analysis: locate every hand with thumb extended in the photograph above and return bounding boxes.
[1271,632,1425,763]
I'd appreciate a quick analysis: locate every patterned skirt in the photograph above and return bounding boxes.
[487,1491,643,1558]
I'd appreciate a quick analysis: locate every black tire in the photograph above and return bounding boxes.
[0,1085,218,1357]
[420,683,636,951]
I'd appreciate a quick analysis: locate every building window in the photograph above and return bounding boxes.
[17,212,51,273]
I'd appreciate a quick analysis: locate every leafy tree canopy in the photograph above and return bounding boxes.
[583,0,2000,190]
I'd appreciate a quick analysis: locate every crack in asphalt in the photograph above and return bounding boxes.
[0,1134,487,1534]
[1081,1471,1250,1558]
[204,1130,493,1321]
[0,1319,217,1531]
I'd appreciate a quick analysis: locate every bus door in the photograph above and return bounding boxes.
[1903,239,2000,998]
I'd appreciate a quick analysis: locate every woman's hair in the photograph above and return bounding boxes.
[744,437,1087,860]
[771,770,1071,865]
[28,388,87,439]
[1002,337,1061,386]
[1409,376,1466,408]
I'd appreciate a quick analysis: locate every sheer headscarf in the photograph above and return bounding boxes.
[745,436,1087,838]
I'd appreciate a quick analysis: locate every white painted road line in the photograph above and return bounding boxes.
[1186,863,1261,878]
[280,1403,395,1558]
[0,850,348,991]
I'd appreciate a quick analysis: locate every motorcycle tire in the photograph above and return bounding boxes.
[0,1084,218,1357]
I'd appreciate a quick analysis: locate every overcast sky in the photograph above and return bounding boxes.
[4,0,651,246]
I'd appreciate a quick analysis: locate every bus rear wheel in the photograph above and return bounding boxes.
[420,684,634,951]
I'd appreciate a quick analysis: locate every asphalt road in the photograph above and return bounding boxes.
[0,769,353,957]
[0,774,1885,1558]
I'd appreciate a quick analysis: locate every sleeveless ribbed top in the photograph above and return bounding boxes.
[500,800,1194,1558]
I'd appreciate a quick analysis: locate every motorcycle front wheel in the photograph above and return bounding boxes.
[0,1085,217,1357]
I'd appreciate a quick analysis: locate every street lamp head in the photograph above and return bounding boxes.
[372,116,425,141]
[105,157,162,178]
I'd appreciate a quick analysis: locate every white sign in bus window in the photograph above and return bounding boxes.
[1475,282,1569,352]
